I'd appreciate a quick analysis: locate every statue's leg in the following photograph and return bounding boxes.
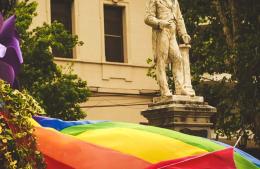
[169,36,186,95]
[156,30,172,96]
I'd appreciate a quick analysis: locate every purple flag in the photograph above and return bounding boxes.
[0,60,15,85]
[0,13,23,86]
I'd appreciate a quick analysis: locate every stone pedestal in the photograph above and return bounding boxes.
[141,95,217,138]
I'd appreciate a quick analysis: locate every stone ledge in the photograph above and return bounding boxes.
[146,102,217,113]
[152,95,204,105]
[171,122,214,127]
[150,122,214,128]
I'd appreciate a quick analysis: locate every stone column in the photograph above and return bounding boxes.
[179,44,195,96]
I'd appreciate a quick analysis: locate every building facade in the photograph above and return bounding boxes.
[32,0,158,123]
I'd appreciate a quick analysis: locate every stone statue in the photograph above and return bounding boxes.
[144,0,195,96]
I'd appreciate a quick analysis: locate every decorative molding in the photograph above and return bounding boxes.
[110,0,125,4]
[54,57,151,68]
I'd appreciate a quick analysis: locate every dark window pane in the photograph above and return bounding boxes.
[104,6,123,35]
[105,36,124,62]
[51,0,73,58]
[104,5,124,63]
[51,0,72,33]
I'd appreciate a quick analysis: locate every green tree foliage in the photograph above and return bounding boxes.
[179,0,231,78]
[179,0,259,144]
[35,70,89,120]
[7,1,90,120]
[147,0,259,144]
[0,80,45,169]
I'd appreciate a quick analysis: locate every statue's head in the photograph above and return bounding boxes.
[0,13,23,88]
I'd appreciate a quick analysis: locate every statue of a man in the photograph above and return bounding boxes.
[145,0,194,96]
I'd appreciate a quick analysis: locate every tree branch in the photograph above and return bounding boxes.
[212,0,234,49]
[229,0,239,48]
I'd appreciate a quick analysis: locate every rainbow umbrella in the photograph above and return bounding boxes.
[0,12,259,169]
[33,116,260,169]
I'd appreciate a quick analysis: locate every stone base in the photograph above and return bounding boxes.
[152,95,204,104]
[141,95,217,138]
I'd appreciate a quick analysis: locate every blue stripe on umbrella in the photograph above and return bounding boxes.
[33,116,108,131]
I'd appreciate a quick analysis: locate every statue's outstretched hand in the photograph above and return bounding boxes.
[182,34,191,44]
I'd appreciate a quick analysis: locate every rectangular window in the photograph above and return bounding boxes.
[51,0,73,58]
[104,5,125,63]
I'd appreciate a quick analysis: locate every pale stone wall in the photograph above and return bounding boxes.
[82,93,151,123]
[31,0,158,123]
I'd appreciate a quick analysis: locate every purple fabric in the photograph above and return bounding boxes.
[0,60,15,85]
[0,15,3,29]
[0,13,23,87]
[1,45,21,76]
[0,14,23,75]
[0,15,16,42]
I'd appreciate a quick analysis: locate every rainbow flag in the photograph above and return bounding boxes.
[1,13,258,169]
[33,116,260,169]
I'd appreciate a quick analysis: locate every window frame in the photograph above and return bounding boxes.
[104,5,125,63]
[102,1,129,64]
